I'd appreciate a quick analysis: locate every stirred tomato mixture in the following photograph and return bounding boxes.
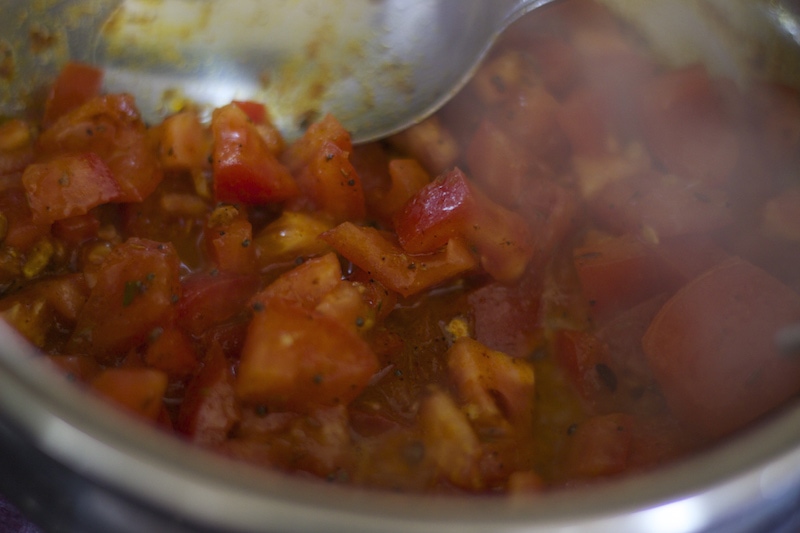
[2,0,800,494]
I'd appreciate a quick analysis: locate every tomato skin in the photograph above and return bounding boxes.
[68,238,182,361]
[643,258,800,438]
[37,94,162,202]
[236,299,379,412]
[43,62,104,127]
[91,367,168,421]
[211,103,298,205]
[177,272,260,337]
[22,152,121,224]
[394,168,475,254]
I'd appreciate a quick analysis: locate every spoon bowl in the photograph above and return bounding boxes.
[0,0,555,142]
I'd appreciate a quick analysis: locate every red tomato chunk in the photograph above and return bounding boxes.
[1,0,800,496]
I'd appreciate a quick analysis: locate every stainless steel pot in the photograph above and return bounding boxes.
[1,1,800,532]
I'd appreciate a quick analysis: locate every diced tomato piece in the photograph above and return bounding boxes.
[637,65,741,185]
[447,337,536,429]
[232,100,267,125]
[320,222,478,298]
[68,238,182,360]
[282,114,352,172]
[314,280,374,335]
[557,88,610,157]
[205,217,257,275]
[144,327,198,378]
[589,172,733,239]
[43,62,104,126]
[517,179,580,270]
[0,185,52,250]
[158,111,211,171]
[177,271,260,336]
[289,140,366,222]
[417,389,483,490]
[210,103,298,204]
[643,257,800,438]
[22,152,121,224]
[91,368,168,421]
[51,213,100,245]
[565,413,634,478]
[251,252,341,310]
[177,343,241,445]
[465,120,532,208]
[395,168,475,253]
[368,158,431,224]
[232,101,285,154]
[0,119,34,176]
[37,94,162,202]
[573,233,683,321]
[395,167,533,282]
[236,299,379,411]
[30,273,90,324]
[386,116,459,176]
[468,275,542,358]
[252,210,334,266]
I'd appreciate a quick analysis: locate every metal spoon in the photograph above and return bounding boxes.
[0,0,556,143]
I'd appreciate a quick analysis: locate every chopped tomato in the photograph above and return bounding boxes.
[368,158,431,224]
[395,167,533,282]
[0,185,51,250]
[177,271,260,337]
[572,233,683,321]
[320,222,478,297]
[177,343,241,445]
[251,252,341,310]
[157,111,211,171]
[144,327,198,378]
[643,258,800,438]
[447,337,536,430]
[210,103,298,204]
[22,152,121,224]
[289,140,366,222]
[37,94,162,202]
[42,62,104,126]
[236,299,379,411]
[51,213,101,245]
[91,367,168,421]
[282,114,352,173]
[68,238,182,360]
[0,119,34,176]
[205,216,257,275]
